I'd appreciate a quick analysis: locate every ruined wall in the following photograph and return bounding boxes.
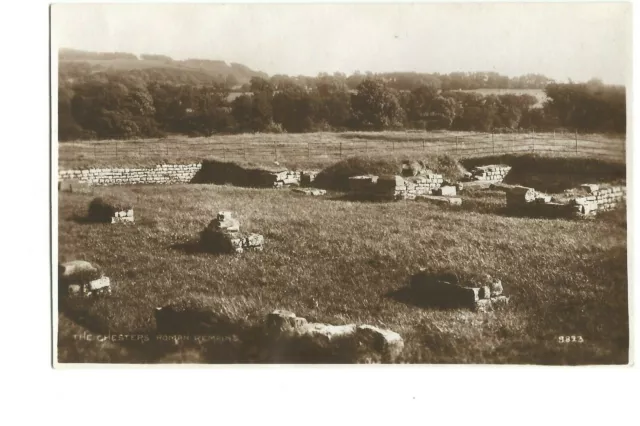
[465,165,512,183]
[58,164,202,186]
[504,184,626,218]
[349,174,444,200]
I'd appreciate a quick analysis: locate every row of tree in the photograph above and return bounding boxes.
[58,71,626,140]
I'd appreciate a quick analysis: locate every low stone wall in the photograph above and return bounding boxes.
[348,174,445,200]
[263,169,319,188]
[504,183,626,218]
[59,163,202,186]
[464,164,511,183]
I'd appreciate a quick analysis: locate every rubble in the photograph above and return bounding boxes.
[59,260,111,297]
[199,211,264,254]
[265,310,404,363]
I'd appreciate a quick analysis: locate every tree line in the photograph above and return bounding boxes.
[58,69,626,141]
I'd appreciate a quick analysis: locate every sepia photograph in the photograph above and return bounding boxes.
[52,1,631,365]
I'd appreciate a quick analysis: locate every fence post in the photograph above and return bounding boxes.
[492,131,495,154]
[575,129,578,154]
[422,139,425,152]
[223,145,226,161]
[366,140,369,157]
[243,141,247,161]
[308,142,310,160]
[115,142,118,159]
[532,129,535,153]
[392,140,395,152]
[166,143,169,157]
[94,143,97,159]
[455,136,458,155]
[339,142,342,158]
[274,141,277,161]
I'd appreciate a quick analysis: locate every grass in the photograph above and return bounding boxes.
[57,173,628,364]
[58,130,626,170]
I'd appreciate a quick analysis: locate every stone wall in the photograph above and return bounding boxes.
[349,174,444,200]
[58,163,202,186]
[504,183,626,219]
[464,164,511,183]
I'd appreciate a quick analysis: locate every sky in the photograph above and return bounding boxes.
[51,2,632,84]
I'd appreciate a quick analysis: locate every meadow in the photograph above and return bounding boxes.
[56,153,628,364]
[58,130,626,170]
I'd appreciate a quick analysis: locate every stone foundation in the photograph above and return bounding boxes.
[503,183,626,219]
[348,174,446,200]
[464,164,512,183]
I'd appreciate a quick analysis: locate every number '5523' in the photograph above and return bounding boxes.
[558,336,584,343]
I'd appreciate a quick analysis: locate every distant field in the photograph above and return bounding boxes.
[460,88,548,107]
[58,130,626,170]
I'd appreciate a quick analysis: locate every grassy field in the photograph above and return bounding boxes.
[58,130,626,170]
[56,156,628,364]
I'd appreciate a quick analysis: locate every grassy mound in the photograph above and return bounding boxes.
[461,154,626,193]
[314,154,463,191]
[191,159,283,187]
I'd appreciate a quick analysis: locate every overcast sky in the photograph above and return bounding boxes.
[51,2,631,84]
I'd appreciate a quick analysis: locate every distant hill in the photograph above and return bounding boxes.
[58,48,268,85]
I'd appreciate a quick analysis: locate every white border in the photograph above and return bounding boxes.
[1,1,636,424]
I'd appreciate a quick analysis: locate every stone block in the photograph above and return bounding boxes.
[244,233,264,247]
[88,276,111,295]
[479,286,491,299]
[416,194,462,206]
[355,325,405,361]
[264,311,404,363]
[475,299,493,313]
[437,186,457,196]
[491,296,510,309]
[207,216,240,234]
[111,215,134,224]
[490,279,503,296]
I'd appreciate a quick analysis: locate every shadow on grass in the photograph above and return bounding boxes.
[325,193,395,204]
[169,239,210,255]
[69,213,101,225]
[169,238,234,256]
[386,286,472,311]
